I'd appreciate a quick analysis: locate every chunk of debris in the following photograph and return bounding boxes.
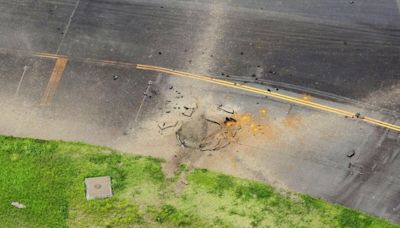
[183,103,197,110]
[169,86,173,90]
[158,121,178,130]
[182,108,195,117]
[112,74,119,80]
[206,118,221,126]
[347,150,355,158]
[85,176,113,200]
[218,104,234,114]
[181,103,197,117]
[354,113,364,119]
[224,117,237,126]
[11,202,26,209]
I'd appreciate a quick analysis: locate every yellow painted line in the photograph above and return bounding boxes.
[140,65,355,117]
[137,64,400,132]
[1,48,398,131]
[40,58,68,106]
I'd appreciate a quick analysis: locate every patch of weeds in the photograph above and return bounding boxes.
[302,195,323,211]
[235,182,273,201]
[188,170,234,195]
[338,208,374,228]
[143,162,164,182]
[155,204,194,226]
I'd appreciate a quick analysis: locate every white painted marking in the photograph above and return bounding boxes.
[14,65,29,98]
[56,0,81,54]
[134,80,153,123]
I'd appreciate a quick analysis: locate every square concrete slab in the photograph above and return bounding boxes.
[84,176,113,200]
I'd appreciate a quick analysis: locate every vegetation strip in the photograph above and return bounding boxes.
[0,135,397,227]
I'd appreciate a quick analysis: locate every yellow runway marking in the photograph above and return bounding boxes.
[1,47,398,131]
[136,64,400,132]
[40,58,68,106]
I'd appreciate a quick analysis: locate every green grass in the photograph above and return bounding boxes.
[0,135,397,227]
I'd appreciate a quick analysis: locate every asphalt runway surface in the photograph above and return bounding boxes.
[0,0,400,223]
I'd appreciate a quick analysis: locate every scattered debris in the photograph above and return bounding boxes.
[347,150,355,158]
[206,118,221,126]
[169,86,173,90]
[182,108,195,117]
[218,104,235,114]
[182,103,197,117]
[354,113,364,119]
[11,202,26,209]
[158,121,178,130]
[112,74,119,80]
[224,117,237,126]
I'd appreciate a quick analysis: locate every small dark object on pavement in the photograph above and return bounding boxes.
[113,74,119,80]
[349,1,354,4]
[206,118,221,126]
[275,88,279,91]
[166,111,171,113]
[158,51,162,55]
[221,72,225,76]
[240,52,244,55]
[267,89,271,92]
[224,117,237,125]
[348,162,352,168]
[252,74,256,77]
[347,150,355,158]
[355,113,361,118]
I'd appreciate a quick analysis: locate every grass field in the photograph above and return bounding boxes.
[0,135,397,227]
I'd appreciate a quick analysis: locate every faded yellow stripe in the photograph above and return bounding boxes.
[40,58,68,106]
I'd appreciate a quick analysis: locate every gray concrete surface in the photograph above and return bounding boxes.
[0,0,400,224]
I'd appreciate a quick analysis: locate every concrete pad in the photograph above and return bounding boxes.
[85,176,113,200]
